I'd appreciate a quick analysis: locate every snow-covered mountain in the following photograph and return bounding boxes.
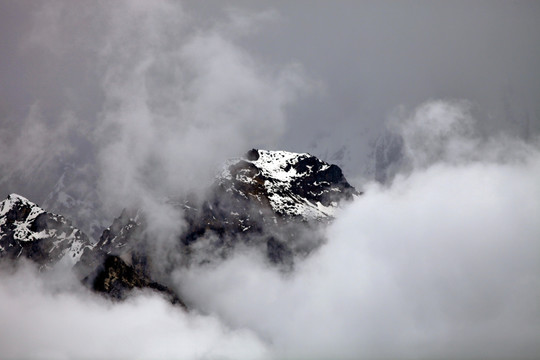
[0,194,92,268]
[219,149,358,220]
[0,149,359,303]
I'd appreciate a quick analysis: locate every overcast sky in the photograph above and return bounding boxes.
[1,1,540,200]
[191,1,540,161]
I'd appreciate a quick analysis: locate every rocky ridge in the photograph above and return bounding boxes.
[0,149,359,304]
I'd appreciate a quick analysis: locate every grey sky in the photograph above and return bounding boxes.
[1,1,540,200]
[187,1,540,156]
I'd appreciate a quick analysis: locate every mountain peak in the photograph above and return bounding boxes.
[1,193,36,210]
[0,193,45,237]
[219,149,358,220]
[6,193,32,202]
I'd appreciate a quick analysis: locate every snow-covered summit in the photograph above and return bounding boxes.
[249,149,324,182]
[0,194,44,235]
[0,193,92,267]
[220,149,316,181]
[219,149,358,220]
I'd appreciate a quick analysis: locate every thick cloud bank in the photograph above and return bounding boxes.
[177,104,540,359]
[0,265,269,360]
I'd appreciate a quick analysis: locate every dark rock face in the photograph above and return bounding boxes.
[266,236,293,266]
[246,148,260,161]
[288,159,356,207]
[84,254,185,306]
[95,208,143,255]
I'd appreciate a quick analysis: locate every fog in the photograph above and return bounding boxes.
[0,264,269,360]
[1,1,540,359]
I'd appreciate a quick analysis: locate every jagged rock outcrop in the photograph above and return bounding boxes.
[82,254,185,307]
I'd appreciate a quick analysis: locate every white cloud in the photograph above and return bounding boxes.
[0,264,269,360]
